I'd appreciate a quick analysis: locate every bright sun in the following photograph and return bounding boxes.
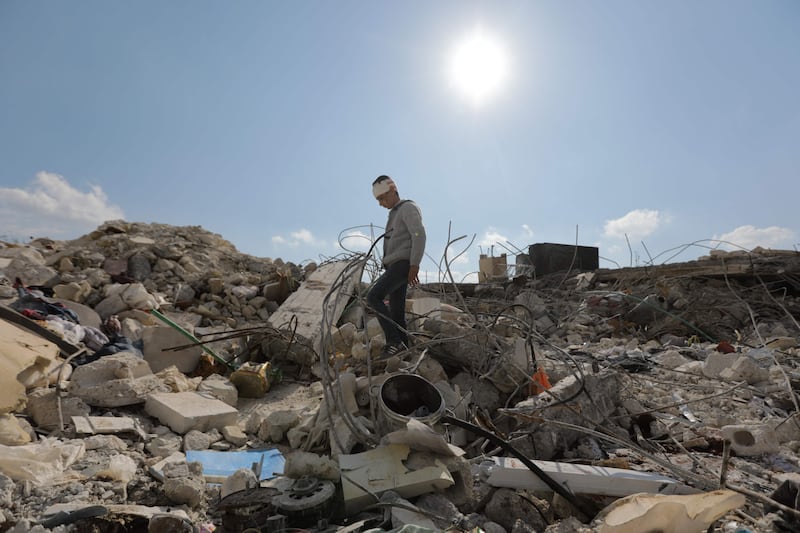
[448,28,509,106]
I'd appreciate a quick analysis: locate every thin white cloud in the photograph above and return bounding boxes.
[478,228,509,251]
[338,230,372,253]
[713,225,795,251]
[290,229,316,244]
[604,209,662,240]
[521,224,534,238]
[271,228,324,248]
[0,172,124,240]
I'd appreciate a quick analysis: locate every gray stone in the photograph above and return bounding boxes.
[221,425,247,446]
[485,488,549,532]
[511,519,538,533]
[220,468,258,499]
[146,434,183,457]
[258,409,301,443]
[162,461,205,508]
[25,388,91,431]
[415,493,463,530]
[183,430,211,451]
[127,254,152,281]
[85,435,129,451]
[450,372,503,413]
[197,374,238,407]
[702,352,740,379]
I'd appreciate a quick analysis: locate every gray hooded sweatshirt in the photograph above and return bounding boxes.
[382,199,426,268]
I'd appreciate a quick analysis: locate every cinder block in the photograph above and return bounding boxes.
[721,424,779,456]
[145,392,238,434]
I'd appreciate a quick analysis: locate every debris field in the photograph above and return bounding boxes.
[1,220,800,533]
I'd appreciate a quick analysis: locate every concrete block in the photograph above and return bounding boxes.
[142,326,203,373]
[721,424,779,456]
[68,352,164,407]
[145,392,238,434]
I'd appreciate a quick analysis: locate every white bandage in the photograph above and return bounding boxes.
[372,179,395,199]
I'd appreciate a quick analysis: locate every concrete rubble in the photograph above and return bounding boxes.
[0,221,799,532]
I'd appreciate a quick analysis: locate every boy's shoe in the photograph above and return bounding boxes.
[378,342,408,360]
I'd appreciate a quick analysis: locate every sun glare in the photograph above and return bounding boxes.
[448,28,509,106]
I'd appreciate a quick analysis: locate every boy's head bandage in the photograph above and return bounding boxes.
[372,178,396,199]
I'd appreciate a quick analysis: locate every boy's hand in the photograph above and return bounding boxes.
[408,265,420,286]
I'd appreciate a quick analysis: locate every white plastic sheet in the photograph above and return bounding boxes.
[0,438,85,484]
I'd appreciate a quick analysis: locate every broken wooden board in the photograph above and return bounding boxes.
[486,456,698,497]
[267,260,359,354]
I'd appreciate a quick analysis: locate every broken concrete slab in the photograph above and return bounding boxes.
[142,325,203,373]
[68,352,165,407]
[0,316,60,413]
[267,260,359,364]
[162,460,206,507]
[72,415,139,436]
[148,451,187,482]
[145,391,238,434]
[26,387,91,431]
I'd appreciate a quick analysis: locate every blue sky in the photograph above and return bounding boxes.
[2,1,798,282]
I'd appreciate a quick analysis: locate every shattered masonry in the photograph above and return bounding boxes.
[1,220,799,532]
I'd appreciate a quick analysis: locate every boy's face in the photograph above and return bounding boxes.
[376,188,399,209]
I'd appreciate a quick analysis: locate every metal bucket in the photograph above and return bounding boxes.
[378,374,445,432]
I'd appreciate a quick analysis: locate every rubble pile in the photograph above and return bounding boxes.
[1,221,799,533]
